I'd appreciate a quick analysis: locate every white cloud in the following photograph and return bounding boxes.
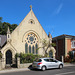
[53,3,63,15]
[56,3,63,14]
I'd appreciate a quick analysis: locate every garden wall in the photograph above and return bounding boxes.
[17,57,32,68]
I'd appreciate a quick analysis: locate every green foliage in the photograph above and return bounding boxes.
[38,39,56,57]
[64,51,75,63]
[0,17,18,35]
[68,51,73,59]
[51,43,56,47]
[15,53,43,64]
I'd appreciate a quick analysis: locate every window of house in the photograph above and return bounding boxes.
[71,41,75,48]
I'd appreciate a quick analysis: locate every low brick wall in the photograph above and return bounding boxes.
[19,63,32,68]
[17,57,32,68]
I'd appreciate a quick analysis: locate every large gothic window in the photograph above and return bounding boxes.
[25,33,38,54]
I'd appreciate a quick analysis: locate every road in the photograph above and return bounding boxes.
[0,66,75,75]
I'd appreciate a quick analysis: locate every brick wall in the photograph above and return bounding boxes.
[53,38,65,60]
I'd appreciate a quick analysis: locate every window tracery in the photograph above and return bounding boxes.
[25,33,38,54]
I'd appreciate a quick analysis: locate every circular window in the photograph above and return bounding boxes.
[25,33,38,45]
[29,36,34,42]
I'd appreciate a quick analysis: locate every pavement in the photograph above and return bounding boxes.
[0,63,75,74]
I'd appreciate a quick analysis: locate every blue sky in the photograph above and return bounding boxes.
[0,0,75,37]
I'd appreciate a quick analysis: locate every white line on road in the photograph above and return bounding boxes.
[55,71,75,75]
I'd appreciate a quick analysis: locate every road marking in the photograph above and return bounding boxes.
[55,71,75,75]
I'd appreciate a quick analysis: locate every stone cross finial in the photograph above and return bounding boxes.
[30,5,32,10]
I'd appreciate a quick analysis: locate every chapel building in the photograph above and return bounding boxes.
[0,6,56,66]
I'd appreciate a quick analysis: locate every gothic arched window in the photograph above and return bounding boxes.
[32,46,34,54]
[29,45,31,53]
[25,33,38,54]
[49,50,53,58]
[25,43,28,53]
[35,43,38,54]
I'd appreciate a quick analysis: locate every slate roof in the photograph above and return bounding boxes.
[53,34,75,40]
[0,35,7,47]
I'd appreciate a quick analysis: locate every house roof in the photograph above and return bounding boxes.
[53,34,75,40]
[0,35,7,47]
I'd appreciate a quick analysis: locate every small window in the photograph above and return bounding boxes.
[35,59,42,62]
[29,19,35,24]
[31,21,33,24]
[44,59,50,62]
[8,35,9,38]
[71,41,75,48]
[50,59,57,62]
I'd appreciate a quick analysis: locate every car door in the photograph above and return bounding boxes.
[49,59,59,68]
[43,59,52,69]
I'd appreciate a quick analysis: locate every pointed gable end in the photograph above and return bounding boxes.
[11,6,48,41]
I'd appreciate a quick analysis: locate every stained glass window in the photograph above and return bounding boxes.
[29,36,34,42]
[36,43,38,54]
[25,43,28,53]
[25,33,38,54]
[32,46,34,54]
[29,45,31,53]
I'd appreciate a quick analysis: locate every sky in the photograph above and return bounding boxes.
[0,0,75,37]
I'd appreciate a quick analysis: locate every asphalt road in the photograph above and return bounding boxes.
[0,66,75,75]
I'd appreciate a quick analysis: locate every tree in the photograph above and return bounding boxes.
[38,38,56,57]
[0,17,2,34]
[0,17,18,35]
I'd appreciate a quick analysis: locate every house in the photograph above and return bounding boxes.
[0,6,56,67]
[0,35,7,49]
[53,34,75,60]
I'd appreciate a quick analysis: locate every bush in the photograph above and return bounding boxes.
[71,57,75,62]
[64,51,75,63]
[64,56,71,63]
[15,53,43,64]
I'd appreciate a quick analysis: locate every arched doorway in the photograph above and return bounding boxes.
[6,50,12,64]
[49,50,53,58]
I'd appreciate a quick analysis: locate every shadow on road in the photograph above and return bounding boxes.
[28,65,42,71]
[28,65,59,71]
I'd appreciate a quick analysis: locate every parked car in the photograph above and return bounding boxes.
[32,58,64,71]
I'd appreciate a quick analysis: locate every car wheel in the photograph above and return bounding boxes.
[59,64,63,69]
[41,66,46,71]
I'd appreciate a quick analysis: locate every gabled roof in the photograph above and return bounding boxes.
[0,35,7,47]
[11,8,48,38]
